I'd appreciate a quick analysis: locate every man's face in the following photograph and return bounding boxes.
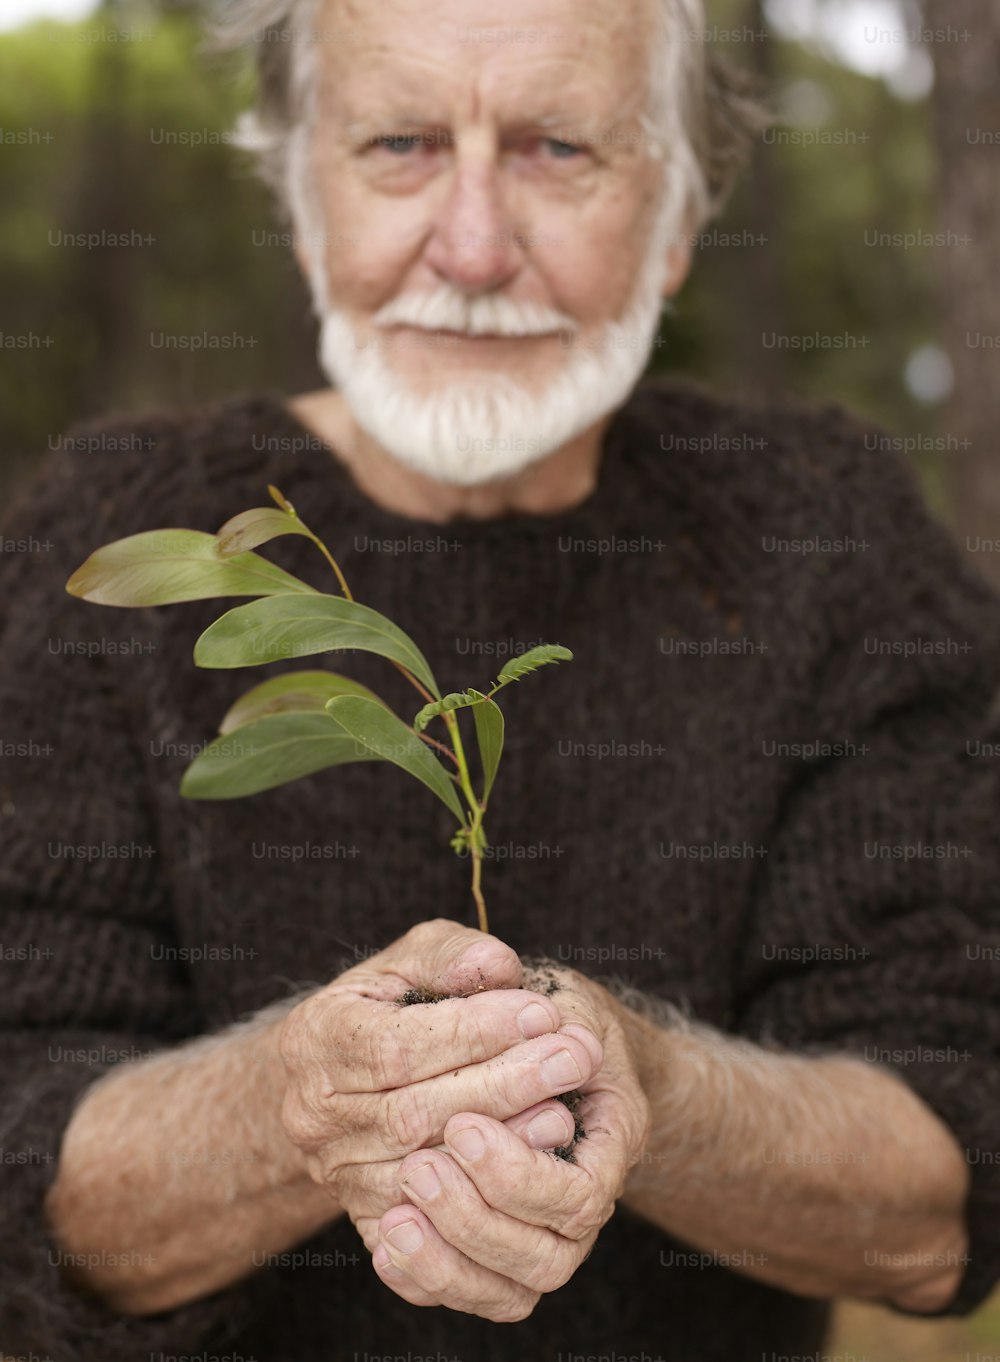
[297,0,691,485]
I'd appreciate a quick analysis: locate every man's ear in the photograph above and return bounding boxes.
[662,238,693,300]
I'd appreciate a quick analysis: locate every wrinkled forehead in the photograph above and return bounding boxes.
[312,0,657,130]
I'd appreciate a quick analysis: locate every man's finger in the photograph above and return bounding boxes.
[440,1091,629,1240]
[320,1101,578,1221]
[503,1099,578,1151]
[396,1145,586,1295]
[354,1215,442,1308]
[375,1204,540,1323]
[526,965,606,1038]
[305,987,565,1093]
[371,1240,441,1308]
[344,918,523,1000]
[335,1025,603,1161]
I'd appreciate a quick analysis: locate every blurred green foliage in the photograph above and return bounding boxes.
[0,9,320,489]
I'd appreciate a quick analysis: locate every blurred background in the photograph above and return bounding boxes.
[1,0,998,1355]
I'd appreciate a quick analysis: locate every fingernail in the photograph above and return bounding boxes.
[524,1110,573,1149]
[540,1048,582,1089]
[518,1002,554,1039]
[447,1125,486,1162]
[561,1023,603,1069]
[403,1162,441,1201]
[386,1219,424,1255]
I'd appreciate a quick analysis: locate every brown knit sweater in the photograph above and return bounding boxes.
[2,376,999,1361]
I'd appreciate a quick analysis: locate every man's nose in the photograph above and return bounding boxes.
[423,155,522,294]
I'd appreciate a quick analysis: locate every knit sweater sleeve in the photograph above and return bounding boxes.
[0,437,262,1358]
[731,417,1000,1318]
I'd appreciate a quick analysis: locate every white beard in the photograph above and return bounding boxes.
[310,207,676,489]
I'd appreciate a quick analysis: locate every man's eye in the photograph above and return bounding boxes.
[542,138,584,159]
[372,135,424,155]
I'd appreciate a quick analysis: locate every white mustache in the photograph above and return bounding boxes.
[373,286,579,337]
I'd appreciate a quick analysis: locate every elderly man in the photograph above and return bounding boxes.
[2,0,998,1358]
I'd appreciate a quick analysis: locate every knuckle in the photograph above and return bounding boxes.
[546,1172,588,1224]
[382,1091,428,1155]
[489,1289,540,1324]
[280,1089,324,1152]
[449,1193,485,1243]
[525,1237,579,1294]
[281,1079,352,1174]
[334,1159,395,1217]
[481,1053,518,1109]
[361,1020,409,1089]
[323,1159,351,1203]
[561,1184,612,1242]
[460,1008,496,1064]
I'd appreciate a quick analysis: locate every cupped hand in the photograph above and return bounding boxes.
[276,920,604,1236]
[364,963,652,1323]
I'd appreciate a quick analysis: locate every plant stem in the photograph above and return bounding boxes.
[395,666,434,705]
[280,490,485,924]
[442,709,489,934]
[271,489,356,605]
[417,732,460,768]
[469,847,487,935]
[309,533,354,603]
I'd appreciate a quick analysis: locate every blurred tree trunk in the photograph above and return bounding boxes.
[711,0,786,398]
[62,0,138,418]
[927,1,1000,583]
[740,0,785,395]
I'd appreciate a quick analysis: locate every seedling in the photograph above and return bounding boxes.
[66,486,571,934]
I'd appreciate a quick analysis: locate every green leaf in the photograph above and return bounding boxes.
[413,690,482,733]
[450,826,472,854]
[497,644,573,684]
[66,529,317,607]
[179,711,374,800]
[412,687,505,804]
[470,690,505,805]
[325,694,465,822]
[218,669,386,735]
[268,485,296,514]
[216,507,314,558]
[193,594,441,697]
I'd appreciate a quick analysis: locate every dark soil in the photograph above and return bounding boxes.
[397,987,451,1006]
[553,1089,586,1162]
[520,958,563,997]
[397,953,585,1161]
